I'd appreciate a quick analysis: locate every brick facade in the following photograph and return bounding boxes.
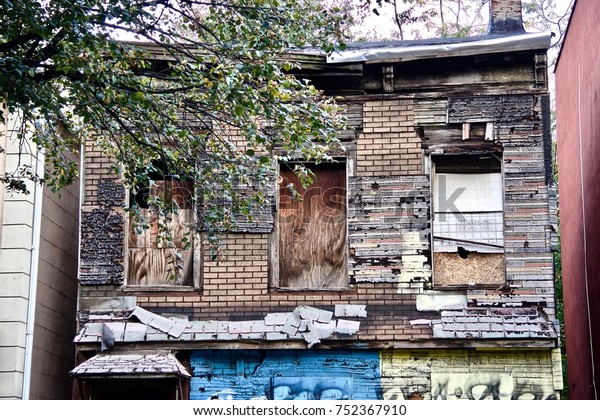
[357,100,422,177]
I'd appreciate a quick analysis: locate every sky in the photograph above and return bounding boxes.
[353,0,575,41]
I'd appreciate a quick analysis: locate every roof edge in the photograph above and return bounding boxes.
[327,32,552,64]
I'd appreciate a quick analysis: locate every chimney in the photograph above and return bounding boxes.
[488,0,525,34]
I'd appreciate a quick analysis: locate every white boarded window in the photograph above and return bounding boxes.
[433,172,503,252]
[432,155,504,288]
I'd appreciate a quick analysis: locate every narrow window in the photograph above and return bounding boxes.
[432,155,504,288]
[127,161,196,286]
[277,161,347,288]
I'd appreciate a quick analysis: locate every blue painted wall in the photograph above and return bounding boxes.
[190,350,381,400]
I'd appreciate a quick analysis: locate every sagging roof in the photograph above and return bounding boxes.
[326,31,552,64]
[70,353,191,379]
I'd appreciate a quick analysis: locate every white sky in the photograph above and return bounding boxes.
[355,0,574,40]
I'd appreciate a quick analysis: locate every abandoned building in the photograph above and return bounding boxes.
[71,0,563,400]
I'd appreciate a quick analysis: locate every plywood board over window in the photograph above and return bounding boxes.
[432,154,504,288]
[128,165,197,287]
[278,161,347,288]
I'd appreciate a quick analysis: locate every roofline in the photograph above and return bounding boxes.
[555,0,578,72]
[327,32,552,64]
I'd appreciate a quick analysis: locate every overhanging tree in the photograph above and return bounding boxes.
[0,0,348,240]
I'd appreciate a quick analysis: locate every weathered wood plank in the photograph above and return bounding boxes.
[348,175,431,284]
[278,162,347,288]
[128,248,193,286]
[448,95,534,123]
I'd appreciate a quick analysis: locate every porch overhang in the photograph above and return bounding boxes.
[70,353,191,380]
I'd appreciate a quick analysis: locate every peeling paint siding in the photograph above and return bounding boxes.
[500,139,555,316]
[79,181,126,285]
[348,175,431,287]
[189,349,560,400]
[190,350,382,400]
[448,95,535,123]
[414,99,448,125]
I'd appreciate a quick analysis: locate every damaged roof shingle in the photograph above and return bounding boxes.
[429,308,557,340]
[75,305,364,349]
[70,353,191,378]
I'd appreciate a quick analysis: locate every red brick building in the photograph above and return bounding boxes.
[556,0,600,401]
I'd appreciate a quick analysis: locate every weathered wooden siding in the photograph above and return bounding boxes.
[278,162,347,288]
[447,95,535,123]
[348,175,430,287]
[362,53,540,95]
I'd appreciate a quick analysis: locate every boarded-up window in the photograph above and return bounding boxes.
[278,162,347,288]
[432,155,504,287]
[128,163,196,287]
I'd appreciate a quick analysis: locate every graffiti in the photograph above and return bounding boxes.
[511,381,559,400]
[273,377,352,400]
[190,350,559,401]
[430,374,558,400]
[190,350,380,400]
[431,374,511,400]
[382,386,424,400]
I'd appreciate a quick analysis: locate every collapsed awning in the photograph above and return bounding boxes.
[70,353,191,379]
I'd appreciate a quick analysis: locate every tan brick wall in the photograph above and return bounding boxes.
[380,348,562,399]
[357,100,422,177]
[490,0,523,23]
[112,232,427,340]
[202,233,270,310]
[83,141,120,207]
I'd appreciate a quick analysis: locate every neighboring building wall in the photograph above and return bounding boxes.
[0,111,80,399]
[0,104,6,245]
[29,163,80,399]
[0,112,37,399]
[556,0,600,400]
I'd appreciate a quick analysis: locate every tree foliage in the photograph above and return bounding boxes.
[0,0,348,236]
[522,0,574,62]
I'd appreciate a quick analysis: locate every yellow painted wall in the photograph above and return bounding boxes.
[379,348,562,400]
